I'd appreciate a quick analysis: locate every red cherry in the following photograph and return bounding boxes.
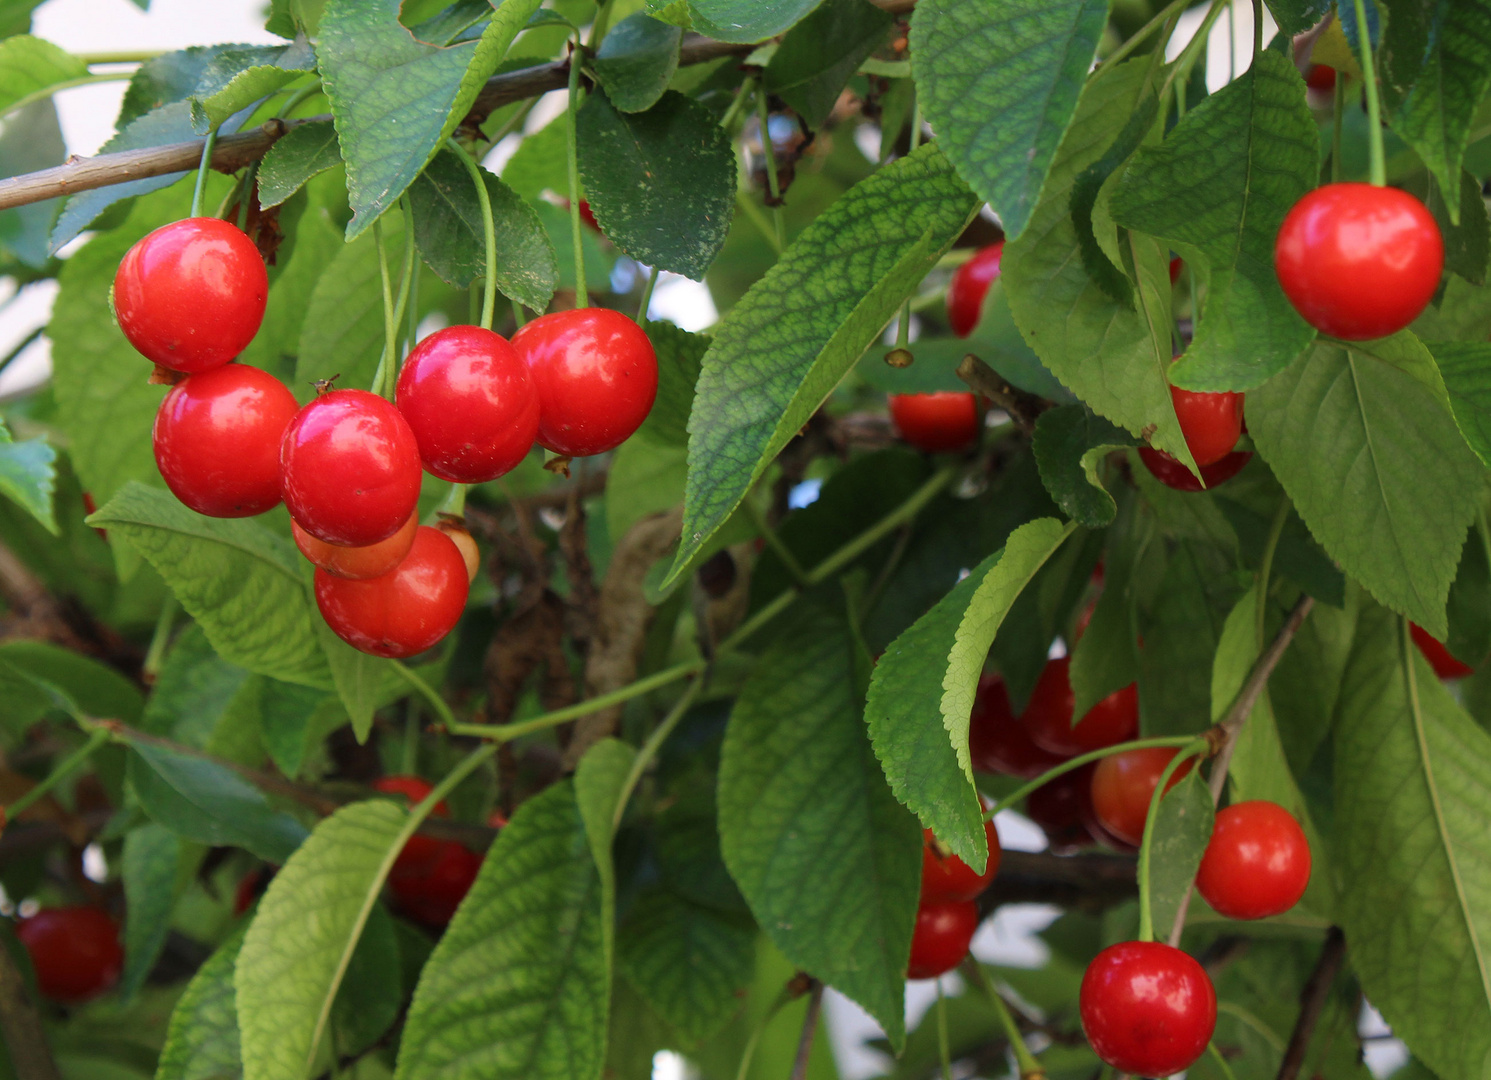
[1275,183,1443,340]
[946,242,1004,337]
[907,900,979,979]
[280,389,423,547]
[153,363,298,518]
[511,308,658,457]
[920,819,1001,903]
[1195,800,1311,919]
[1025,765,1101,853]
[315,526,469,658]
[1080,941,1216,1075]
[1022,658,1138,758]
[1089,747,1196,847]
[1168,256,1183,283]
[1410,622,1475,679]
[373,776,480,926]
[293,510,418,581]
[969,672,1068,779]
[888,392,980,454]
[396,325,539,483]
[1169,379,1244,468]
[1139,447,1253,492]
[113,217,267,373]
[16,907,123,1004]
[1305,64,1337,91]
[578,199,600,233]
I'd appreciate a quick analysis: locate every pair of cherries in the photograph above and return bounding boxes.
[907,817,1001,980]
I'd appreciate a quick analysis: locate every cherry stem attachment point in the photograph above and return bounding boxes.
[1,728,110,827]
[1135,736,1209,942]
[190,125,219,219]
[1352,0,1387,186]
[636,264,658,325]
[447,137,497,330]
[566,36,589,308]
[984,734,1201,820]
[437,481,468,520]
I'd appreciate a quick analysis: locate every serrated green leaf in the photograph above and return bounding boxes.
[296,208,407,390]
[1032,405,1139,529]
[155,923,247,1080]
[1111,50,1318,392]
[720,604,921,1048]
[498,112,567,201]
[1146,768,1214,935]
[315,619,395,742]
[189,40,315,133]
[0,640,143,739]
[0,425,56,534]
[407,148,557,310]
[606,434,686,543]
[1069,498,1142,718]
[395,780,609,1080]
[1425,340,1491,470]
[331,903,404,1058]
[88,483,333,688]
[576,89,735,279]
[254,676,331,778]
[1448,521,1491,669]
[142,624,252,750]
[910,0,1108,240]
[0,98,66,268]
[593,14,682,113]
[258,118,342,208]
[118,44,282,128]
[1378,0,1491,211]
[764,0,893,130]
[866,518,1072,869]
[119,823,183,1001]
[646,0,692,28]
[1002,62,1197,472]
[1249,335,1484,637]
[1216,494,1346,609]
[1266,0,1330,34]
[0,34,85,112]
[671,143,977,582]
[318,0,543,239]
[236,799,406,1080]
[686,0,821,42]
[637,320,706,446]
[1333,600,1491,1080]
[1405,166,1490,283]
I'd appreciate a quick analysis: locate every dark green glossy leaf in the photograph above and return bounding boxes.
[1448,524,1491,669]
[1405,166,1490,282]
[1069,496,1143,718]
[1426,339,1491,470]
[764,0,893,130]
[1266,0,1330,34]
[258,118,342,208]
[0,640,143,739]
[637,321,707,447]
[593,14,682,113]
[254,676,332,778]
[686,0,821,43]
[910,0,1108,240]
[315,619,397,742]
[154,924,246,1080]
[1032,404,1139,529]
[1112,50,1318,392]
[119,823,184,1001]
[1146,768,1214,935]
[576,89,735,279]
[1216,498,1346,609]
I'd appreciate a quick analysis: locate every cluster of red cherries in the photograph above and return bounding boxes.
[113,214,658,659]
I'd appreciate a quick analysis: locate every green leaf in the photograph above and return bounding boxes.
[1378,0,1491,210]
[118,43,287,127]
[1249,335,1485,637]
[865,518,1071,867]
[254,676,331,778]
[0,98,66,268]
[118,823,184,1001]
[592,14,682,113]
[646,0,693,29]
[88,483,333,688]
[188,40,315,133]
[1146,769,1214,936]
[142,624,252,750]
[685,0,821,42]
[1111,50,1318,392]
[331,903,404,1057]
[576,89,735,279]
[1266,0,1330,34]
[1069,497,1142,718]
[910,0,1108,240]
[1215,496,1346,609]
[498,112,568,201]
[155,924,247,1080]
[637,321,707,446]
[670,142,977,582]
[236,799,405,1080]
[720,604,921,1048]
[315,619,394,742]
[0,640,143,739]
[1404,166,1490,283]
[1448,525,1491,668]
[605,434,686,547]
[0,35,86,113]
[395,781,610,1080]
[1425,340,1491,470]
[1333,600,1491,1080]
[296,208,408,390]
[0,425,56,534]
[128,742,307,861]
[317,0,543,239]
[407,148,557,310]
[258,118,342,208]
[1032,405,1139,529]
[764,0,893,130]
[1002,62,1197,472]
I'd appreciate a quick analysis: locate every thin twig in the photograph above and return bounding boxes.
[955,354,1050,432]
[788,980,825,1080]
[1276,927,1347,1080]
[0,930,62,1080]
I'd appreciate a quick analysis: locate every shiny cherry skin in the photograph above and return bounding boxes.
[153,363,298,518]
[1022,658,1139,758]
[373,776,481,926]
[969,672,1068,779]
[1275,183,1443,340]
[1410,622,1475,679]
[1196,800,1311,919]
[113,217,268,372]
[1169,377,1244,468]
[292,510,418,580]
[396,325,539,483]
[511,308,658,457]
[1080,941,1216,1076]
[946,242,1004,337]
[921,819,1001,903]
[1025,766,1100,853]
[316,526,469,658]
[889,392,980,454]
[280,389,423,547]
[1090,747,1196,847]
[1139,447,1253,492]
[907,900,979,979]
[16,907,123,1004]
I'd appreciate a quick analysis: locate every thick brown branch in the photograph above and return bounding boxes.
[1276,927,1347,1080]
[0,930,62,1080]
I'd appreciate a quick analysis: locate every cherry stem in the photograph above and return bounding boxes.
[963,960,1045,1080]
[374,217,397,397]
[719,74,757,135]
[1252,0,1263,56]
[636,264,658,325]
[447,137,497,330]
[392,661,456,731]
[437,482,467,519]
[1331,72,1345,184]
[744,497,811,589]
[982,735,1200,820]
[190,125,219,219]
[142,594,177,682]
[936,981,951,1080]
[608,676,704,836]
[1135,737,1209,942]
[1208,1042,1240,1080]
[1,728,109,827]
[1095,0,1191,73]
[1352,0,1387,186]
[756,87,786,251]
[1156,0,1226,107]
[566,36,589,309]
[234,162,258,232]
[733,980,803,1080]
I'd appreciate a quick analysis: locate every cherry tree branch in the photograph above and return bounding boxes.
[787,980,825,1080]
[1276,927,1347,1080]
